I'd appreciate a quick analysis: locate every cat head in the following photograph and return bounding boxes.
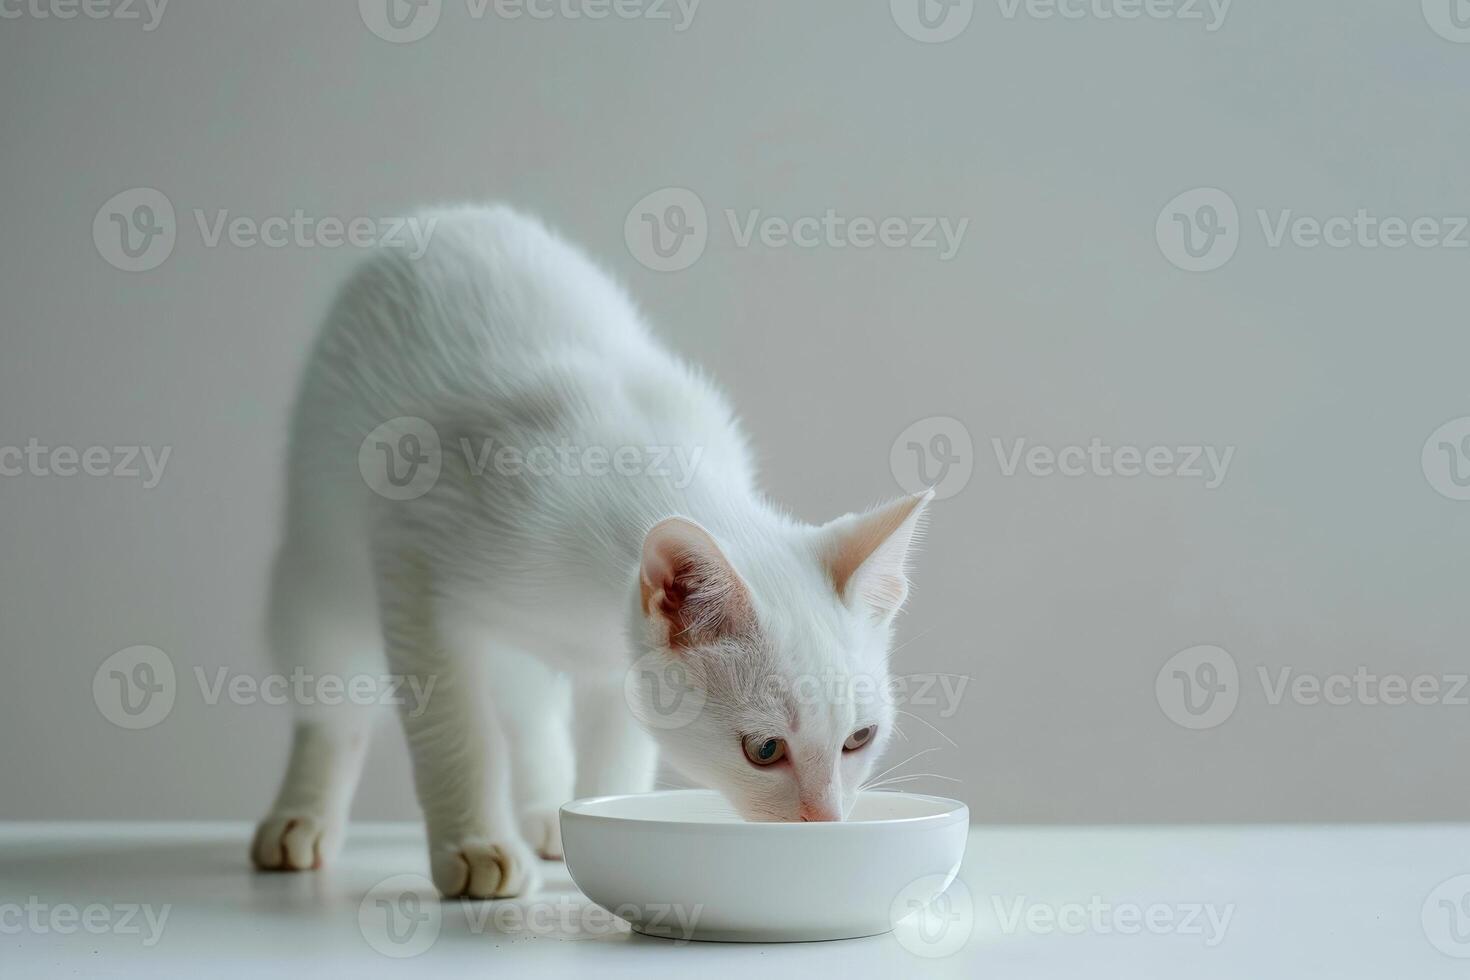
[626,491,932,822]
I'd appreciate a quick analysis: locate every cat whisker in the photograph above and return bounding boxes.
[862,772,961,791]
[894,708,957,749]
[861,746,941,791]
[888,623,939,657]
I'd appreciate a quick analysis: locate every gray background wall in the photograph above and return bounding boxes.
[2,0,1467,823]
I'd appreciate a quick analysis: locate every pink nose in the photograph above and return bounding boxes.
[798,801,840,822]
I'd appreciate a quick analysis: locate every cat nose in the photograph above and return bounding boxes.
[797,801,840,822]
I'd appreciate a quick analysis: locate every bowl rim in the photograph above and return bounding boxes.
[560,788,969,832]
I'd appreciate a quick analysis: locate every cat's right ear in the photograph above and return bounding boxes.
[820,489,933,623]
[639,517,753,650]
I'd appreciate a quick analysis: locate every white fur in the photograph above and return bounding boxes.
[250,206,929,898]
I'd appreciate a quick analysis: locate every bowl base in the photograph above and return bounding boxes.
[631,922,895,944]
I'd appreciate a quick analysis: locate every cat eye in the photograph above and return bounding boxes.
[742,735,787,766]
[843,725,877,752]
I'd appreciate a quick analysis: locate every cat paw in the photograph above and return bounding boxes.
[520,808,564,860]
[251,813,340,871]
[431,839,540,899]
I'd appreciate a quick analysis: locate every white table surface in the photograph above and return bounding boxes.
[2,821,1465,978]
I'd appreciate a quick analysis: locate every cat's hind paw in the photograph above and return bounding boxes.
[250,814,339,871]
[431,839,540,899]
[520,808,564,861]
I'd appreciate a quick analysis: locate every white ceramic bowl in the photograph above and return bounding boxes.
[560,789,969,942]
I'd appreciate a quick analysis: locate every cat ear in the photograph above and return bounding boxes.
[821,489,933,622]
[640,517,753,649]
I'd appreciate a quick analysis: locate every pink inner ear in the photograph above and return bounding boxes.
[640,517,751,647]
[646,556,697,632]
[825,491,931,615]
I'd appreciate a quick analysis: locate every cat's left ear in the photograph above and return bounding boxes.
[820,489,933,622]
[640,517,754,649]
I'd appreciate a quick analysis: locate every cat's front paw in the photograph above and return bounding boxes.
[251,813,341,871]
[520,808,564,861]
[430,839,540,899]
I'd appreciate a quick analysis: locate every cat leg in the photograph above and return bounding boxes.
[252,538,382,871]
[251,717,375,870]
[376,552,539,899]
[574,669,658,798]
[489,646,574,860]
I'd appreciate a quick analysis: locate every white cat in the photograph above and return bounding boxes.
[250,205,932,898]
